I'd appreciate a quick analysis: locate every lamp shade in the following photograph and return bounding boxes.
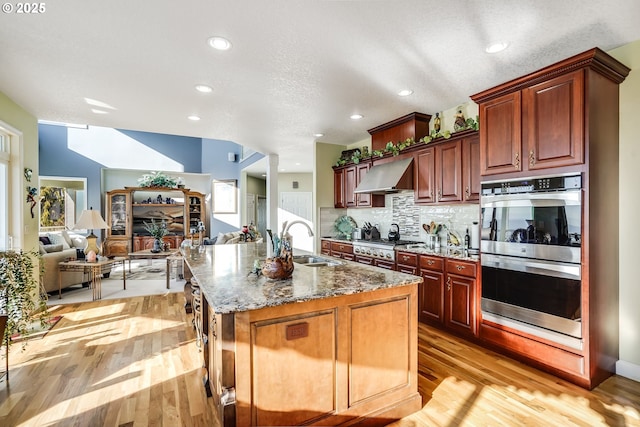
[73,208,109,258]
[73,209,110,231]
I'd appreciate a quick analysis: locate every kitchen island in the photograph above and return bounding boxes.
[182,243,422,427]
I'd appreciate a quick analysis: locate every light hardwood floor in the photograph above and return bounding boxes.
[0,293,217,427]
[1,295,639,426]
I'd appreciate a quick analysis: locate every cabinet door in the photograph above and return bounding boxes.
[414,147,436,203]
[345,166,357,207]
[436,140,462,202]
[355,163,371,207]
[479,91,522,175]
[462,135,481,202]
[445,274,476,336]
[334,168,345,208]
[419,268,444,325]
[106,191,130,237]
[523,70,584,170]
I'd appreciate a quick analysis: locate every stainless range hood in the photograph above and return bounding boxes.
[354,157,414,194]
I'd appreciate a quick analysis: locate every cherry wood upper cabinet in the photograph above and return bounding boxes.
[333,168,345,208]
[472,47,630,179]
[462,135,481,202]
[435,140,462,203]
[414,147,436,203]
[368,112,431,152]
[523,70,584,170]
[478,92,522,175]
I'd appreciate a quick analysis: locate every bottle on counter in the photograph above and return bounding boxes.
[464,228,470,249]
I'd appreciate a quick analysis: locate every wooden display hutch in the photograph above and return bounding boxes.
[103,187,206,257]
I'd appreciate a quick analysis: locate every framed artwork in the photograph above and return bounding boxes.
[212,179,237,213]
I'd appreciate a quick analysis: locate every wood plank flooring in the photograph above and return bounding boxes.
[1,294,639,426]
[388,323,640,427]
[0,293,217,427]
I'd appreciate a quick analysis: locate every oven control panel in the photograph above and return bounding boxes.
[481,174,582,195]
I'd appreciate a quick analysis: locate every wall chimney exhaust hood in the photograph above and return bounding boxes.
[354,157,414,194]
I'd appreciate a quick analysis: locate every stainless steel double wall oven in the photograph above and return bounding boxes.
[480,174,583,349]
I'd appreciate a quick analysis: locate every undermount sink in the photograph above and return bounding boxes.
[293,255,342,267]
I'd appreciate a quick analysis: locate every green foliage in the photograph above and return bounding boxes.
[143,219,169,240]
[137,171,178,188]
[0,250,48,350]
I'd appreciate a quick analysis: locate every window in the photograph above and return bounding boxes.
[0,132,8,250]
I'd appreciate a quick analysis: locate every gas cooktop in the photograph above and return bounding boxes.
[353,239,423,247]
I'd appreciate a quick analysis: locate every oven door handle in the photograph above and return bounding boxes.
[482,253,581,280]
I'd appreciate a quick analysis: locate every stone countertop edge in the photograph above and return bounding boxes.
[321,237,480,262]
[182,243,422,315]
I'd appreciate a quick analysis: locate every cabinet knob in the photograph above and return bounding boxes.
[447,276,451,291]
[529,149,535,167]
[515,152,520,169]
[402,255,409,261]
[427,259,434,266]
[456,265,465,271]
[438,189,442,200]
[465,186,470,199]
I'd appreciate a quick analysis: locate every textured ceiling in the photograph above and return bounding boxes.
[1,1,639,175]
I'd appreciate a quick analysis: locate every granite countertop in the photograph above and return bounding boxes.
[321,237,480,262]
[182,243,422,315]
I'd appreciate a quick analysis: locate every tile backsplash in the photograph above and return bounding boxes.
[319,192,480,241]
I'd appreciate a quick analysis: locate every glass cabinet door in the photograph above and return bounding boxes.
[107,191,130,236]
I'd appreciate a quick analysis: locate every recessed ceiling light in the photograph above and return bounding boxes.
[188,115,201,121]
[313,133,324,137]
[350,114,364,120]
[295,162,301,166]
[91,109,108,114]
[195,84,213,93]
[398,89,413,97]
[208,36,232,50]
[486,42,509,53]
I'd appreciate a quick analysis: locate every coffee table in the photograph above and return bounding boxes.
[58,257,126,300]
[128,249,181,288]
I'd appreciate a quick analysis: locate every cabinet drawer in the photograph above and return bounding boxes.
[396,251,418,267]
[419,255,444,272]
[321,240,331,251]
[331,242,353,254]
[446,259,477,278]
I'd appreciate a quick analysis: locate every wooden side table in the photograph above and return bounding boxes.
[58,257,126,300]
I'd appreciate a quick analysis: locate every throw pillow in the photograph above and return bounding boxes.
[39,236,51,245]
[215,232,228,245]
[47,233,71,250]
[60,230,74,247]
[43,243,63,253]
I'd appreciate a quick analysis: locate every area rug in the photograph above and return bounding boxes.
[10,315,62,342]
[108,259,179,280]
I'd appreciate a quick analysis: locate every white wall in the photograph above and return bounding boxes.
[611,40,640,381]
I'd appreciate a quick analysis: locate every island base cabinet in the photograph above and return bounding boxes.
[209,284,421,426]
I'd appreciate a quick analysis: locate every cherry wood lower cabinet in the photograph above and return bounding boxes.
[330,241,354,261]
[132,235,183,252]
[320,239,331,256]
[204,285,421,426]
[418,254,478,338]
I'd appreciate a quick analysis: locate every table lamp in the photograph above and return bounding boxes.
[73,207,110,260]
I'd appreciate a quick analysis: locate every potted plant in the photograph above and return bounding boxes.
[0,249,48,378]
[137,171,178,188]
[143,219,169,253]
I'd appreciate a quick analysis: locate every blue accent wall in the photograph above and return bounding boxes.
[39,123,265,236]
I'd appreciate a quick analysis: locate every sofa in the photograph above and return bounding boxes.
[38,230,112,294]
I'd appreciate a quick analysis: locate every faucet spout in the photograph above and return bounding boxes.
[282,220,314,237]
